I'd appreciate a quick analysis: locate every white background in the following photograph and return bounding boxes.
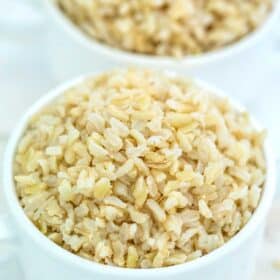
[0,0,279,279]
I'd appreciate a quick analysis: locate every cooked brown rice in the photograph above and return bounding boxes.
[14,69,266,268]
[55,0,272,57]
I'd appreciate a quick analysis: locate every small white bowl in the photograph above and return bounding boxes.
[2,71,276,280]
[44,0,280,81]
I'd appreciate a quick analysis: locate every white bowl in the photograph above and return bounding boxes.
[2,71,276,280]
[44,0,280,81]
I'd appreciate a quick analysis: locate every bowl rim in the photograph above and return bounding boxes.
[3,71,276,277]
[44,0,280,68]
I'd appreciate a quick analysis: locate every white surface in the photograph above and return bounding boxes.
[0,0,55,136]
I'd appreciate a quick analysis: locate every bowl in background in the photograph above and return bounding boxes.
[43,0,280,97]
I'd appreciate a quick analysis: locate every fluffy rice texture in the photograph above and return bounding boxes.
[14,69,266,268]
[55,0,272,57]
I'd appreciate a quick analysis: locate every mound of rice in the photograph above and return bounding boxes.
[55,0,272,57]
[14,69,266,268]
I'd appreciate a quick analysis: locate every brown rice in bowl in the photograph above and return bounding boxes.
[14,69,266,268]
[55,0,272,57]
